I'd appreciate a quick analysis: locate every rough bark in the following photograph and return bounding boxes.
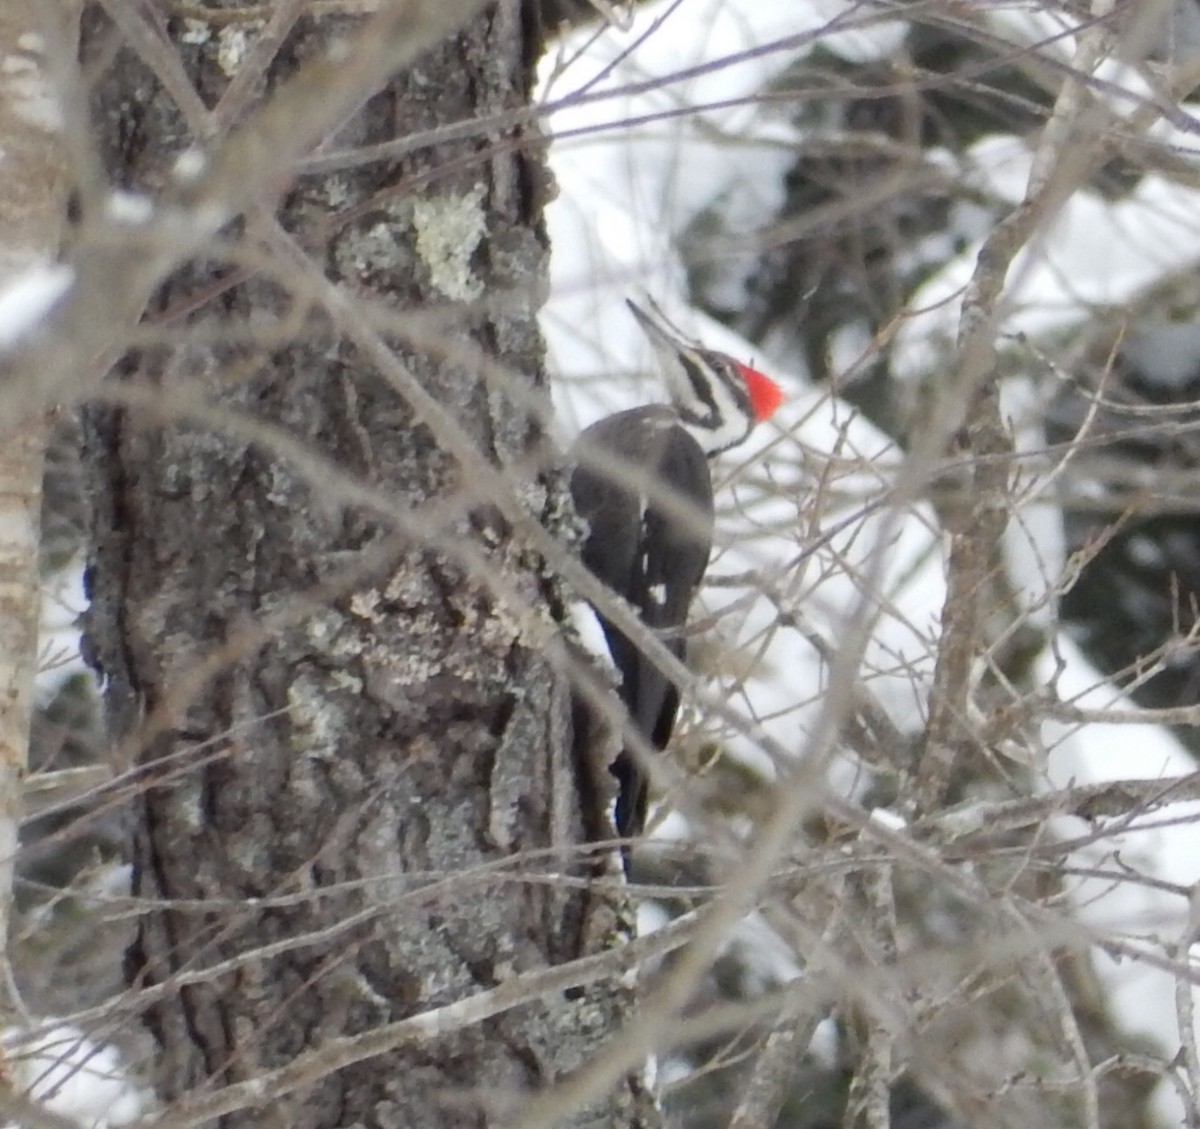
[81,3,638,1125]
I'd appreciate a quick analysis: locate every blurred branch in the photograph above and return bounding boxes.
[916,1,1120,810]
[0,0,74,1020]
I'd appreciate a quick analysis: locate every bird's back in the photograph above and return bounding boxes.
[569,406,715,835]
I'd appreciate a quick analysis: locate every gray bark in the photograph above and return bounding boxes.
[80,3,641,1125]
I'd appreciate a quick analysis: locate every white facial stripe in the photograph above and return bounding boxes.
[632,299,759,457]
[653,344,754,456]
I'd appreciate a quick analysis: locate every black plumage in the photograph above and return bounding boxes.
[569,405,715,837]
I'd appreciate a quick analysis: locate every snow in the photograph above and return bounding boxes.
[0,262,72,349]
[172,147,207,184]
[3,1023,146,1128]
[872,25,1200,1109]
[540,1,902,416]
[571,600,614,670]
[541,1,1200,1122]
[1123,321,1200,389]
[541,3,947,788]
[983,3,1077,67]
[105,191,153,226]
[3,57,63,133]
[37,561,89,697]
[998,374,1068,624]
[867,806,907,833]
[893,161,1200,381]
[695,407,944,775]
[1042,639,1200,1126]
[719,909,803,992]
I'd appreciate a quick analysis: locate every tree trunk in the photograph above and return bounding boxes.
[81,4,638,1125]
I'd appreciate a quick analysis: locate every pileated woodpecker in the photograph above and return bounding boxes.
[569,299,783,840]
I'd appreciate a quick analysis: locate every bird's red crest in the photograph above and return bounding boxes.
[738,363,783,422]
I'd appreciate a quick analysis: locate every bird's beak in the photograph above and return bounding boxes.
[625,297,690,354]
